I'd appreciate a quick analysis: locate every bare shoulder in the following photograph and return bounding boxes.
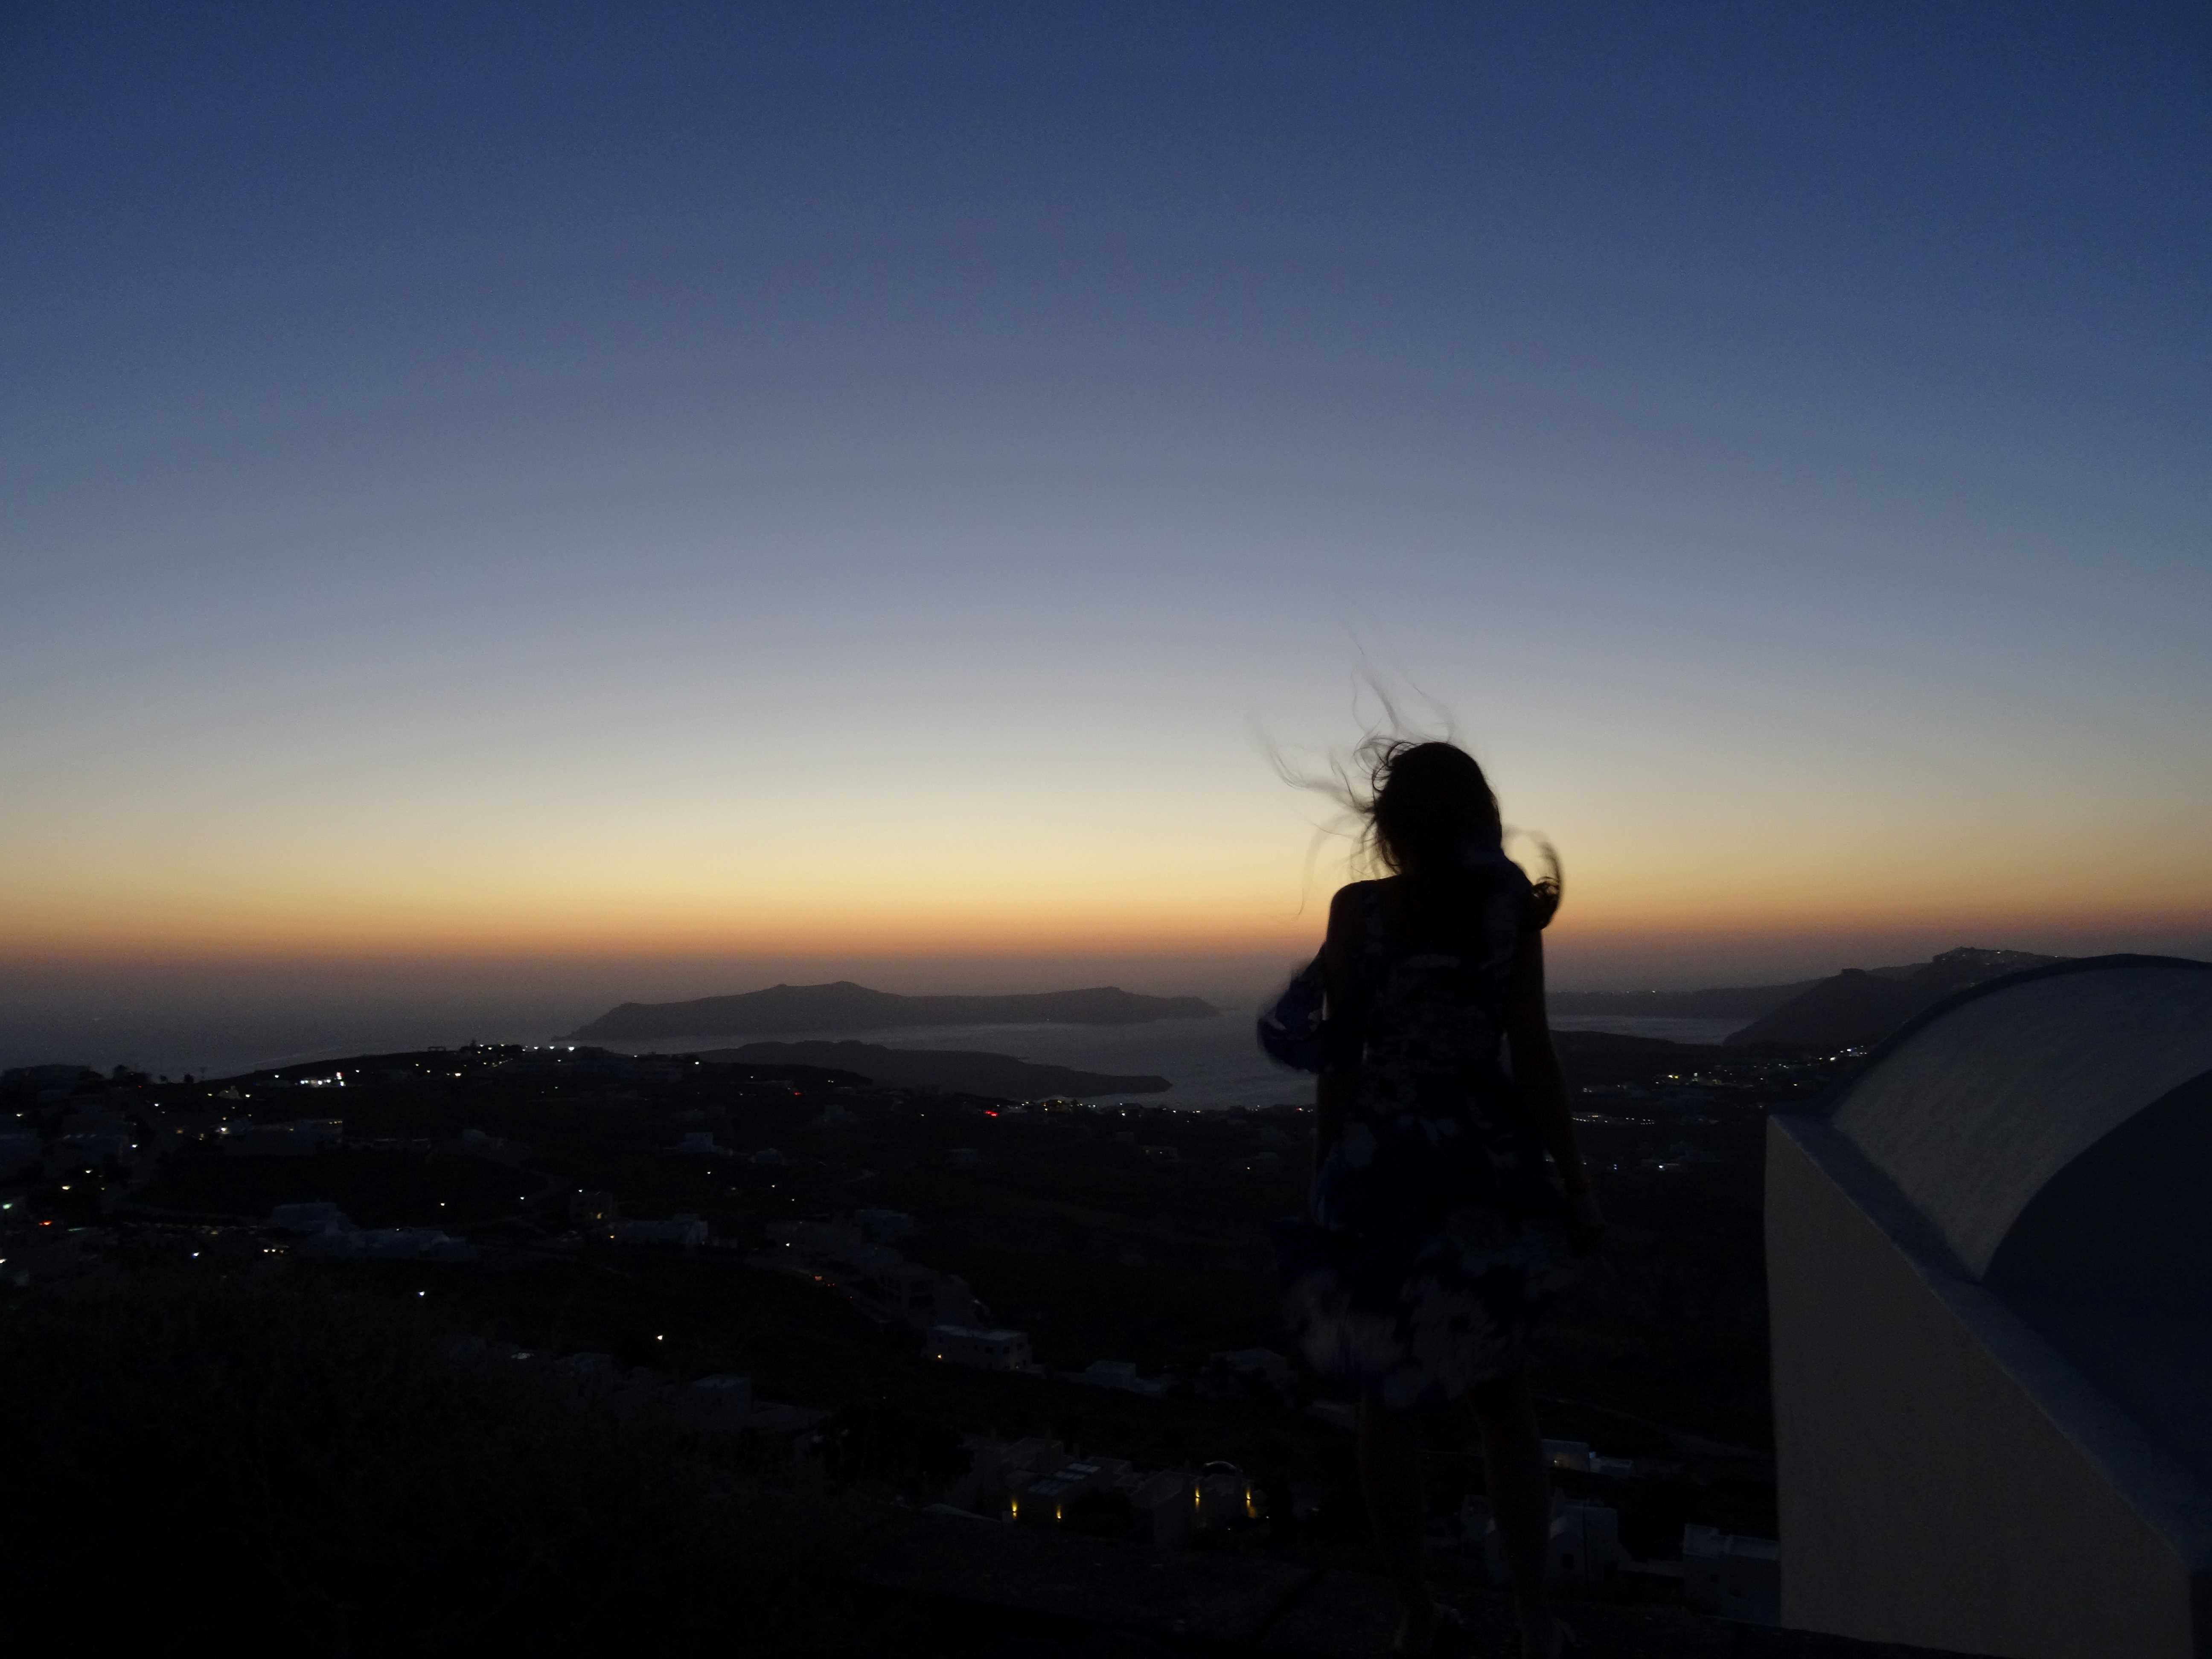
[1322,882,1377,964]
[1325,878,1388,936]
[1327,878,1378,913]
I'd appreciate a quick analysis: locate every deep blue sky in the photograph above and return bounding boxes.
[4,3,2208,1056]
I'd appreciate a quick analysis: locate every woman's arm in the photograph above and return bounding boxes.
[1503,928,1604,1248]
[1313,884,1365,1169]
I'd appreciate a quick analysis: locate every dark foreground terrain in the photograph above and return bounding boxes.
[0,1033,1888,1653]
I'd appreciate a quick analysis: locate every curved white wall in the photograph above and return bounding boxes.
[1771,958,2212,1657]
[1829,961,2212,1276]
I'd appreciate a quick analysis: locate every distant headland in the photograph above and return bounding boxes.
[696,1040,1170,1098]
[1557,946,2066,1051]
[572,981,1220,1042]
[1721,946,2061,1049]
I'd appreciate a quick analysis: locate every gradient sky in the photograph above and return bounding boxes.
[5,1,2209,1047]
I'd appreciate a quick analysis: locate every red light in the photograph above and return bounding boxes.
[986,1110,998,1117]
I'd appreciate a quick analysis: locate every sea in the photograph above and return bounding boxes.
[7,1004,1745,1109]
[610,1010,1749,1111]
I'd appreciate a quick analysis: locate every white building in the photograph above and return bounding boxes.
[687,1373,752,1428]
[611,1213,709,1247]
[1001,1436,1067,1478]
[1482,1498,1622,1594]
[1122,1470,1196,1547]
[297,1225,473,1262]
[1014,1473,1086,1525]
[876,1261,982,1329]
[268,1200,354,1234]
[1551,1502,1621,1591]
[1683,1525,1779,1623]
[1196,1469,1261,1529]
[926,1324,1031,1371]
[1769,955,2212,1658]
[1541,1438,1592,1473]
[1058,1456,1131,1493]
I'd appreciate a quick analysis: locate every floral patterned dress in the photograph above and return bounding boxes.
[1267,864,1577,1410]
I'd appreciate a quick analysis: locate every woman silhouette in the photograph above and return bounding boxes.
[1262,739,1602,1657]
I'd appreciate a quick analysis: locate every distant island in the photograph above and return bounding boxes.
[573,980,1219,1042]
[696,1040,1170,1099]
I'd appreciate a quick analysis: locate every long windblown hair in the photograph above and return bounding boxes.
[1362,738,1501,877]
[1278,716,1561,927]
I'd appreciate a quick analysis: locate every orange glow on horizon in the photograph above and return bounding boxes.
[6,893,2205,974]
[6,797,2206,971]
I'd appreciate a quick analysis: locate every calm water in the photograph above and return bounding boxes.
[10,1003,1744,1106]
[1548,1013,1746,1047]
[617,1009,1749,1110]
[613,1016,1299,1110]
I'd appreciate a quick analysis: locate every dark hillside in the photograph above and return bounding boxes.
[1551,981,1820,1019]
[576,981,1218,1041]
[0,1275,864,1654]
[1725,947,2061,1050]
[699,1040,1169,1098]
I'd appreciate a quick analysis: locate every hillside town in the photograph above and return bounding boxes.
[0,1030,1850,1633]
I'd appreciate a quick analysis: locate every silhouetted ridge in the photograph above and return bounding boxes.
[573,981,1218,1041]
[696,1041,1169,1098]
[1724,946,2064,1050]
[1551,982,1822,1019]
